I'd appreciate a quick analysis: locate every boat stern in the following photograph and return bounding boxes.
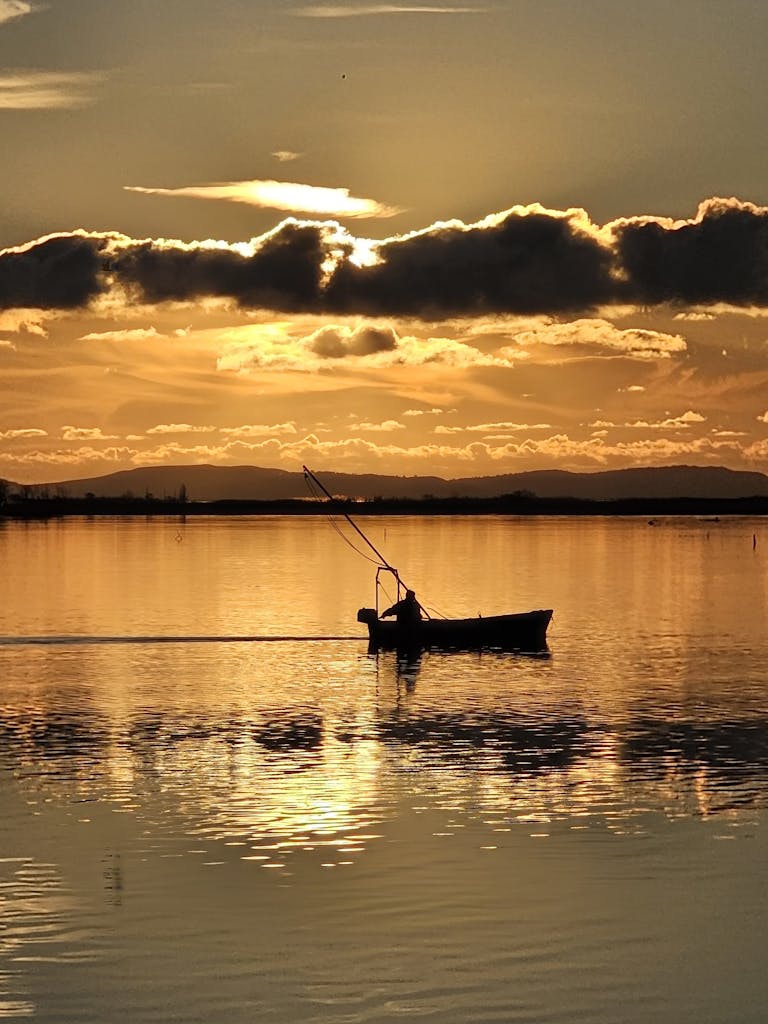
[357,607,378,627]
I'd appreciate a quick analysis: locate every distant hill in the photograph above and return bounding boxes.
[449,466,768,500]
[7,463,768,502]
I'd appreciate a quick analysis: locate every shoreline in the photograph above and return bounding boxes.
[3,495,768,519]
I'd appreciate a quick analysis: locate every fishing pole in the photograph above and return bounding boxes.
[303,466,395,568]
[302,465,427,613]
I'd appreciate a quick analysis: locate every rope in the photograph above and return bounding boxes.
[302,466,447,619]
[422,604,449,620]
[304,474,387,567]
[376,578,397,609]
[324,512,385,566]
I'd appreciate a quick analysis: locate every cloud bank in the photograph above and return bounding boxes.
[6,431,757,479]
[215,322,510,372]
[4,198,768,317]
[504,318,686,360]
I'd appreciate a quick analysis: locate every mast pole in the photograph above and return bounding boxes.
[302,465,396,572]
[303,465,429,619]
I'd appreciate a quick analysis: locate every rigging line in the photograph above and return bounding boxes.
[422,604,449,620]
[303,465,433,618]
[305,475,386,566]
[376,578,397,608]
[303,465,396,572]
[325,514,385,566]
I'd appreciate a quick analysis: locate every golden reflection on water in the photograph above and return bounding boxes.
[0,856,104,1019]
[2,517,768,1022]
[3,638,768,877]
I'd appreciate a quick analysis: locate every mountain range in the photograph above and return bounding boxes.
[9,464,768,502]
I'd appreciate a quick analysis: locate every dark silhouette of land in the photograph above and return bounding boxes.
[3,490,768,519]
[3,462,768,509]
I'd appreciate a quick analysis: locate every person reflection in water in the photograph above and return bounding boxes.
[381,589,423,628]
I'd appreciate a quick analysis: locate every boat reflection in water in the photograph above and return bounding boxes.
[5,691,768,820]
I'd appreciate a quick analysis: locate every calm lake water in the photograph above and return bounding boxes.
[1,514,768,1023]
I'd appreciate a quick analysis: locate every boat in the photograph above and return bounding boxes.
[357,606,553,652]
[302,465,553,653]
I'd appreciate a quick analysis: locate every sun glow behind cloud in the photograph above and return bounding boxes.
[7,196,768,317]
[125,180,403,219]
[4,198,768,481]
[3,0,768,491]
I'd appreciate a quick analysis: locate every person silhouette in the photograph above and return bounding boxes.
[381,589,423,628]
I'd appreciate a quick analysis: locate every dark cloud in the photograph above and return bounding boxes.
[308,326,347,358]
[308,323,399,357]
[613,198,768,305]
[327,208,615,316]
[113,221,332,311]
[0,233,105,309]
[346,325,399,355]
[2,197,768,316]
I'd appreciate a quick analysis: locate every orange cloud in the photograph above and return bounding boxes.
[349,420,406,432]
[220,423,298,437]
[81,327,161,342]
[215,322,513,373]
[61,426,118,441]
[588,411,706,430]
[505,319,686,360]
[145,424,216,435]
[0,428,758,481]
[435,421,552,434]
[0,309,54,335]
[0,427,46,439]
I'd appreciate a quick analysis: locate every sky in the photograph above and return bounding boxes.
[2,0,768,484]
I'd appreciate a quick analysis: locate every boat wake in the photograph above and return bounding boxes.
[0,634,367,647]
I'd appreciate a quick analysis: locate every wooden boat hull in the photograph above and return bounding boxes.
[357,608,552,652]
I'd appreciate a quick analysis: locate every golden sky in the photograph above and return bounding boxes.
[2,0,768,483]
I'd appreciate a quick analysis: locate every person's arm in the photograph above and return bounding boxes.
[380,602,398,618]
